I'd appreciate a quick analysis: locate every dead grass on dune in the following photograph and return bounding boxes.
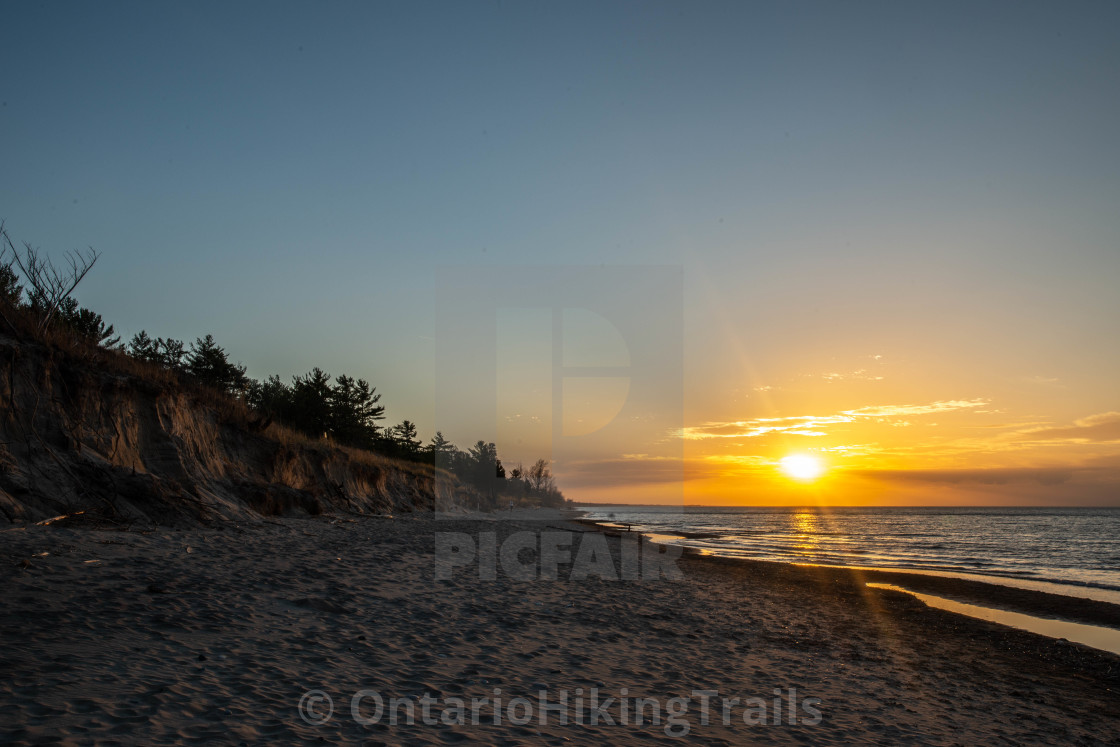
[1,300,178,388]
[262,420,441,478]
[0,298,436,479]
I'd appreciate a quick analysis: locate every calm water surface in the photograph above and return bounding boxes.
[580,506,1120,599]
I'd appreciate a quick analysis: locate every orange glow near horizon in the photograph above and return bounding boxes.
[562,391,1120,507]
[494,289,1120,509]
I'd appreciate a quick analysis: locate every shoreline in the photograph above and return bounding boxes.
[575,516,1120,648]
[2,511,1118,744]
[572,515,1120,628]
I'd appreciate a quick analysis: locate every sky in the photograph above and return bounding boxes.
[2,0,1119,505]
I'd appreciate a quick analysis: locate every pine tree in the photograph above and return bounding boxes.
[247,374,292,418]
[390,420,420,456]
[428,431,455,467]
[157,338,186,370]
[128,330,161,362]
[57,297,120,347]
[468,441,502,497]
[186,334,249,395]
[289,367,334,437]
[329,374,384,448]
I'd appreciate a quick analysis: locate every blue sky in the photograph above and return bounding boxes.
[4,1,1119,501]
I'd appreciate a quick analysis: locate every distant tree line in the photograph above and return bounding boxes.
[0,224,565,510]
[431,440,564,509]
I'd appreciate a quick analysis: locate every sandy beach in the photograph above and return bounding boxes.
[2,512,1118,745]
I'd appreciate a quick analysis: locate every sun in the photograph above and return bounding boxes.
[779,454,826,481]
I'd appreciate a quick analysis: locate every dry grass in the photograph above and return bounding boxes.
[0,299,177,388]
[0,298,436,479]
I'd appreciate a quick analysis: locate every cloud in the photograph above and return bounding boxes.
[849,467,1075,486]
[969,420,1049,430]
[818,443,881,456]
[846,400,988,418]
[681,414,852,440]
[846,465,1120,505]
[700,454,772,466]
[822,369,884,382]
[681,399,989,441]
[1018,412,1120,443]
[559,454,686,488]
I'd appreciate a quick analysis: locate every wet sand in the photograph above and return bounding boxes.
[1,512,1118,745]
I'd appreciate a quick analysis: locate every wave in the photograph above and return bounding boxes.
[584,506,1120,597]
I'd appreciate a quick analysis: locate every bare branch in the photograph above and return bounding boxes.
[4,228,101,333]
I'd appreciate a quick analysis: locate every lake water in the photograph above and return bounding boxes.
[579,505,1120,602]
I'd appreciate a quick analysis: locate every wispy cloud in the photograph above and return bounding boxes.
[968,420,1049,430]
[681,399,989,440]
[559,455,686,487]
[849,467,1076,486]
[681,415,852,440]
[818,443,882,456]
[822,369,884,382]
[1018,412,1120,444]
[847,400,989,418]
[849,464,1120,505]
[1022,375,1062,386]
[700,454,773,466]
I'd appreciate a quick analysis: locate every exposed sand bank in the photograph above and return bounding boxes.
[2,512,1118,744]
[0,333,465,527]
